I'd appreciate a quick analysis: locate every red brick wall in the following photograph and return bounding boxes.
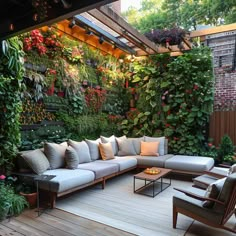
[214,67,236,111]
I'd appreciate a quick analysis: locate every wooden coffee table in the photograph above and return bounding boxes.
[134,167,172,197]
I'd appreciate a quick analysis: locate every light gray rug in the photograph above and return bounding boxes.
[56,172,235,236]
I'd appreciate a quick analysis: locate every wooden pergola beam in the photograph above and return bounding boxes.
[190,23,236,38]
[87,9,151,55]
[98,5,159,53]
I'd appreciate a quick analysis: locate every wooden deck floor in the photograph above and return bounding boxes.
[0,208,135,236]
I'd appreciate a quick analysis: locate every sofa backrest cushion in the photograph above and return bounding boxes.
[100,135,126,155]
[99,142,115,160]
[144,136,165,156]
[65,146,80,169]
[68,140,91,164]
[127,137,144,155]
[116,138,136,156]
[44,142,68,169]
[140,141,160,156]
[85,138,101,161]
[21,149,50,174]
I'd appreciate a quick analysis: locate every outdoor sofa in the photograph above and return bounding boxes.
[16,135,214,208]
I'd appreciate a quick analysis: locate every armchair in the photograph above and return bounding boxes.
[193,163,236,189]
[173,173,236,233]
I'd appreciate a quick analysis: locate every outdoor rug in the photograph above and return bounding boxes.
[56,172,235,236]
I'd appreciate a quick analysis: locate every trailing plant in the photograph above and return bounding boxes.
[69,91,85,115]
[0,37,25,173]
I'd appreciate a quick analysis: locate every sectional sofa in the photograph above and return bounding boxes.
[17,135,214,208]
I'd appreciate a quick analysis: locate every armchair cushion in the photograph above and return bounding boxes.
[228,163,236,175]
[202,177,226,208]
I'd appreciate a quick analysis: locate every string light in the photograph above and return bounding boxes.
[9,23,14,31]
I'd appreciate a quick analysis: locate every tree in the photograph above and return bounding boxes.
[122,0,236,33]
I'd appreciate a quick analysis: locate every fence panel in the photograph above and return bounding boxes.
[209,111,236,146]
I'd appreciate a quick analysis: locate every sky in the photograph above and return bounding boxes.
[121,0,142,12]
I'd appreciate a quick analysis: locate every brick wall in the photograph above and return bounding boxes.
[214,68,236,111]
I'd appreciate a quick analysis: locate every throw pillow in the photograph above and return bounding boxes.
[21,149,50,175]
[140,141,160,156]
[99,142,115,160]
[65,146,80,169]
[116,138,136,156]
[85,138,101,161]
[68,140,91,164]
[144,136,165,156]
[44,142,68,169]
[228,163,236,175]
[202,178,226,208]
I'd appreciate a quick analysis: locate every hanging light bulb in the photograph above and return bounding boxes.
[33,13,38,21]
[9,23,14,31]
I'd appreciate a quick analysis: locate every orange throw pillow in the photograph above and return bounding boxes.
[99,142,115,160]
[140,141,160,156]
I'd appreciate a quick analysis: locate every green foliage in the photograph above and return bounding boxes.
[0,37,24,173]
[123,0,236,32]
[20,124,68,150]
[56,112,122,140]
[218,135,235,162]
[0,183,28,220]
[69,92,85,115]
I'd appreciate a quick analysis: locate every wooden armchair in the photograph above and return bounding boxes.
[193,163,236,189]
[173,173,236,233]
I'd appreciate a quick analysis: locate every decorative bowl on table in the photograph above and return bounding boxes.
[144,168,160,175]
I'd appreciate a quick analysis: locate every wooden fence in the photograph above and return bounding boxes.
[209,111,236,146]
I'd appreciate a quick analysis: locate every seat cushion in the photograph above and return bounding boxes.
[136,154,174,168]
[96,156,137,171]
[77,162,119,179]
[193,174,218,189]
[165,155,214,172]
[38,169,95,193]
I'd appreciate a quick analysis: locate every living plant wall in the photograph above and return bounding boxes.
[0,38,25,173]
[121,47,215,155]
[20,27,131,150]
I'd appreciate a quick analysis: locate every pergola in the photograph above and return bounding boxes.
[0,1,192,58]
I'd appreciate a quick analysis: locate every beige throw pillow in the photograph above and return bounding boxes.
[99,142,115,160]
[21,149,50,175]
[140,141,160,156]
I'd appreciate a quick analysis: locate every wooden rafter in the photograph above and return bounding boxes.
[190,23,236,38]
[98,5,159,54]
[87,9,151,55]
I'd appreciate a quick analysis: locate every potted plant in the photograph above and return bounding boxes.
[0,177,28,221]
[16,182,37,208]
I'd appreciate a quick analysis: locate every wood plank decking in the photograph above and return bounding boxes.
[0,209,134,236]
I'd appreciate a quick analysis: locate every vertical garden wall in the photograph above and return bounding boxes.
[0,25,215,172]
